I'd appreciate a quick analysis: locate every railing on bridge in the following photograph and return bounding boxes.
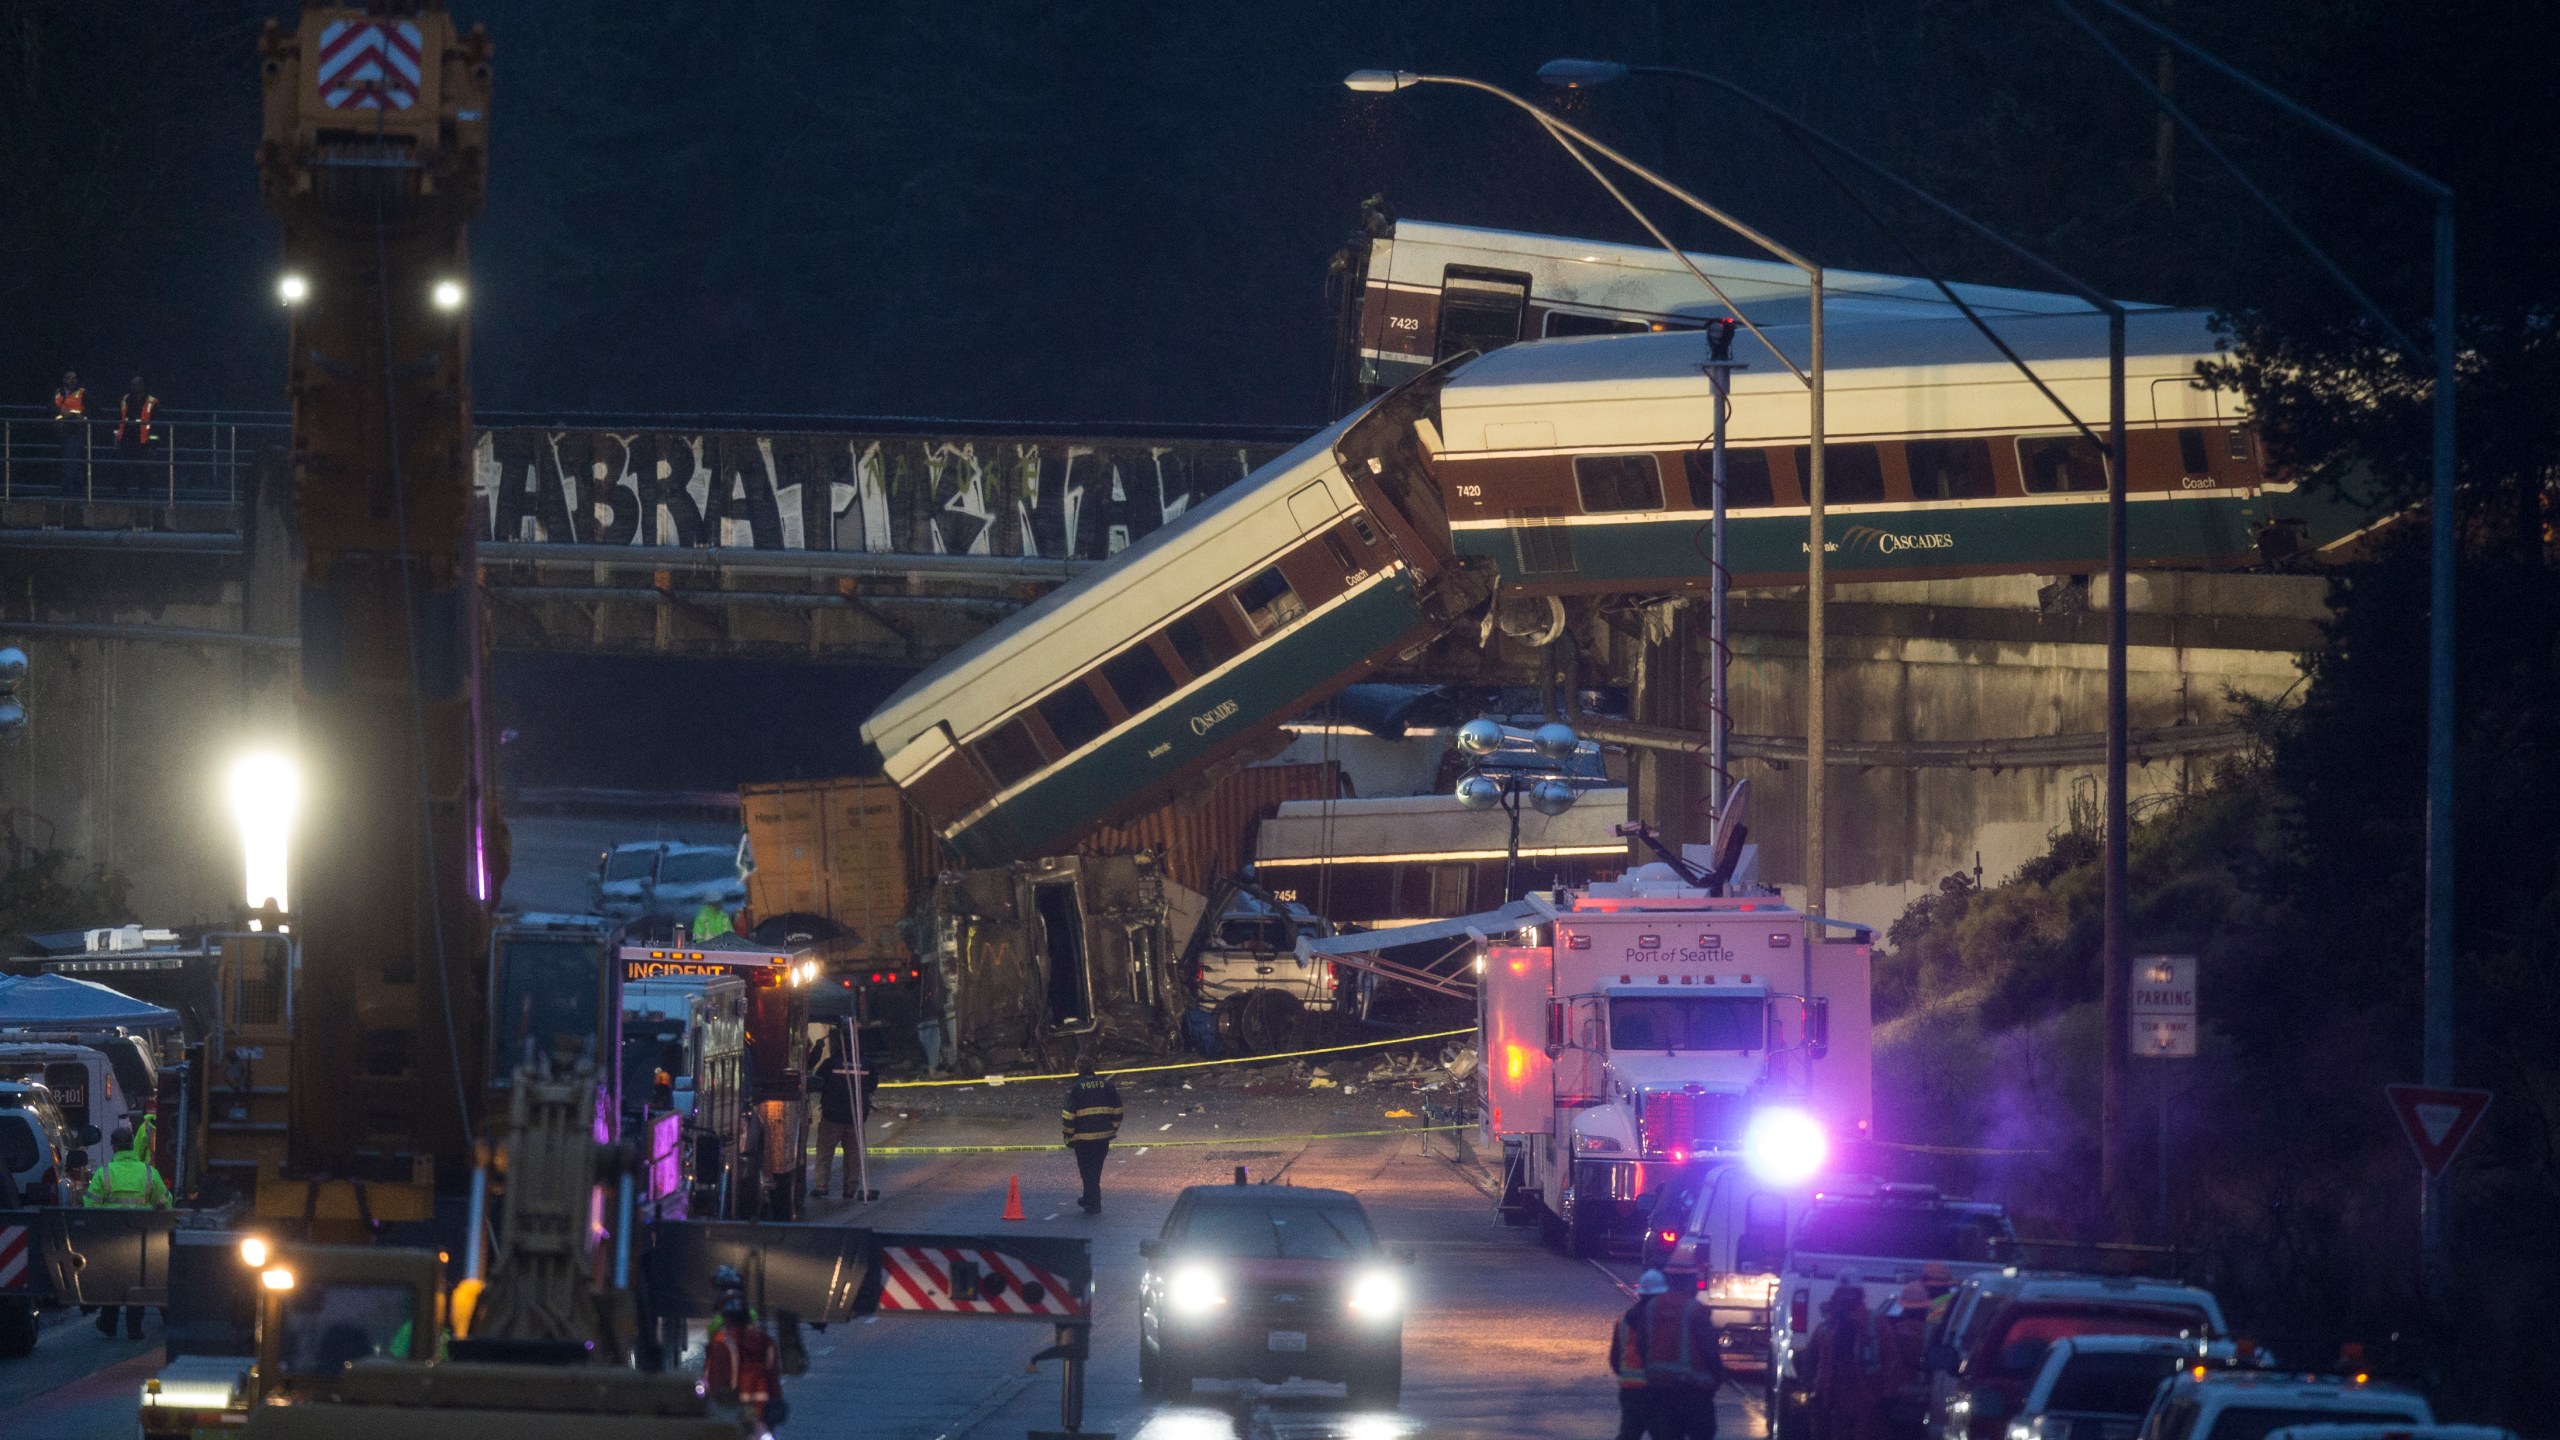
[0,404,282,516]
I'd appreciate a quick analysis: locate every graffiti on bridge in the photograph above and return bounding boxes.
[472,429,1290,560]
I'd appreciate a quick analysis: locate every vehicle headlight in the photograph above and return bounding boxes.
[1575,1132,1624,1154]
[1346,1269,1404,1317]
[1166,1264,1226,1316]
[2006,1421,2040,1440]
[1707,1272,1779,1305]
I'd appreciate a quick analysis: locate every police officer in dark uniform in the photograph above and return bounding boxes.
[1058,1053,1122,1214]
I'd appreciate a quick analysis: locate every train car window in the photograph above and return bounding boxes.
[2177,428,2211,474]
[1792,444,1886,503]
[1101,643,1178,715]
[1437,267,1532,361]
[1167,608,1238,677]
[1543,311,1650,338]
[1036,681,1112,754]
[1573,454,1665,513]
[973,718,1047,791]
[2017,435,2109,493]
[1681,449,1776,509]
[1234,566,1306,635]
[1906,439,1997,500]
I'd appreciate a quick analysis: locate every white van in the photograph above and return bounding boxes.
[1639,1160,1803,1363]
[0,1041,144,1146]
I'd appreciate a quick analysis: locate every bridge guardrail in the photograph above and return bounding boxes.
[0,405,283,513]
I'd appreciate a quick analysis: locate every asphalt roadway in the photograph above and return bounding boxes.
[3,1084,1768,1440]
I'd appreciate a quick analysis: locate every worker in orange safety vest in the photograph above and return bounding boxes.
[52,371,86,493]
[114,376,157,497]
[1611,1268,1730,1440]
[704,1286,786,1429]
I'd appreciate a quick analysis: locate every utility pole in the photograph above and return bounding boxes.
[2101,311,2132,1213]
[1804,275,1827,927]
[2057,0,2459,1306]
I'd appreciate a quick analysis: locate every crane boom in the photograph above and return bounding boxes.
[257,2,499,1197]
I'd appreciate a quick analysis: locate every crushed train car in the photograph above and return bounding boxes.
[926,853,1204,1073]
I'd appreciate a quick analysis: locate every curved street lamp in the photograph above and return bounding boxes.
[1344,65,1832,925]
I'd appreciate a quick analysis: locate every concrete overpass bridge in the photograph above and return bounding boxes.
[0,406,1300,665]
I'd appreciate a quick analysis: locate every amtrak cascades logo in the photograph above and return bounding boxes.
[1190,699,1240,736]
[1839,524,1955,556]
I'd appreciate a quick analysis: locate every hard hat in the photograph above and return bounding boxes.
[711,1264,744,1290]
[1899,1281,1932,1308]
[1920,1262,1953,1285]
[1636,1269,1671,1296]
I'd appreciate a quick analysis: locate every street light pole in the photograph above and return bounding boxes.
[1345,67,1830,925]
[1538,55,2138,1214]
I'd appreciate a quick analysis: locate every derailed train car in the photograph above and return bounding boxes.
[1426,307,2380,593]
[928,852,1206,1071]
[862,362,1491,868]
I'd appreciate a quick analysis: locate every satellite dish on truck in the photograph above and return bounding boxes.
[1705,780,1751,888]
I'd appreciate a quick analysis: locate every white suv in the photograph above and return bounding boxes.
[2136,1369,2431,1440]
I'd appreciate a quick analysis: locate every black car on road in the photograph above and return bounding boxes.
[1138,1180,1408,1405]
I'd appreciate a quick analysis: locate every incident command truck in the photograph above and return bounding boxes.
[1474,860,1873,1258]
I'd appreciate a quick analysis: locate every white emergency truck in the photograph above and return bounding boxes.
[1305,810,1872,1260]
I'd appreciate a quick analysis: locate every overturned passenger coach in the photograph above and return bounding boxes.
[861,363,1490,868]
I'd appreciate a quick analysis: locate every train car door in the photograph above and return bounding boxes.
[1436,266,1532,361]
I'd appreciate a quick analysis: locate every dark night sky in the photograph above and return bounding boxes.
[8,4,2547,424]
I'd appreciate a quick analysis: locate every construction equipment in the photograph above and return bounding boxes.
[256,0,498,1218]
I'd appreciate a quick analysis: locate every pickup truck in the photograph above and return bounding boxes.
[1768,1181,2016,1440]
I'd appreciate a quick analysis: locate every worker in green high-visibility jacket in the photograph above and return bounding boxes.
[85,1119,170,1338]
[693,901,734,941]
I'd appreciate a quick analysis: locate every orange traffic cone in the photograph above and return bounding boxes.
[1001,1174,1025,1222]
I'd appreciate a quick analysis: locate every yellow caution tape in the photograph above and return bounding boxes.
[874,1027,1475,1091]
[869,1122,1469,1156]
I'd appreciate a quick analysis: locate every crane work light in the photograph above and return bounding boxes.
[227,752,300,918]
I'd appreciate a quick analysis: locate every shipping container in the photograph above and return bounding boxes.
[739,777,945,963]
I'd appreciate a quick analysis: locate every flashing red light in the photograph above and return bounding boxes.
[1659,1229,1678,1245]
